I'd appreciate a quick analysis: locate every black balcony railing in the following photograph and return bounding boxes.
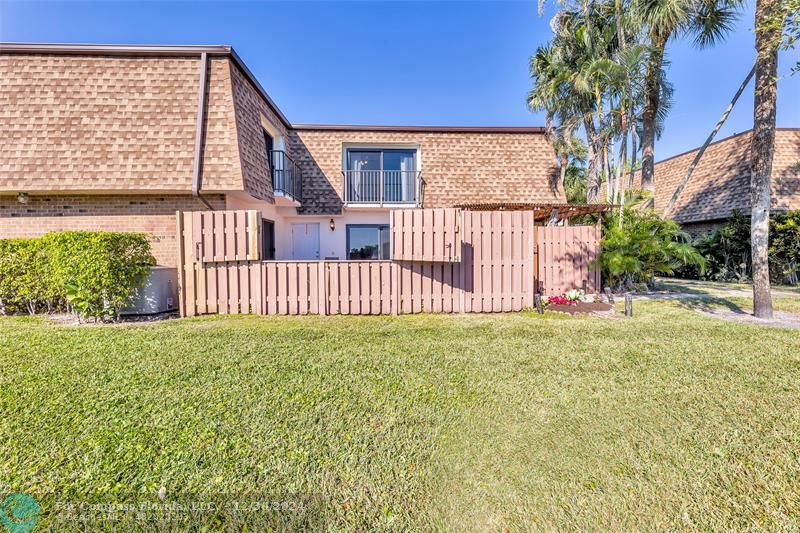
[342,170,424,206]
[268,150,302,201]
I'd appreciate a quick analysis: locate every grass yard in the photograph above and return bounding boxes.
[2,297,800,530]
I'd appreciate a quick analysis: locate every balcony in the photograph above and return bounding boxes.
[268,150,302,204]
[342,170,424,207]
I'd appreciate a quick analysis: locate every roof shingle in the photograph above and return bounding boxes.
[631,129,800,222]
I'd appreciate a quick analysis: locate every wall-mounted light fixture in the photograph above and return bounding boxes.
[329,218,336,231]
[16,192,29,205]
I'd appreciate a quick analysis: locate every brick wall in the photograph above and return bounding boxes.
[0,194,225,266]
[289,129,563,215]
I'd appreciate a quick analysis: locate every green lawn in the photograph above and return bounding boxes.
[2,298,800,530]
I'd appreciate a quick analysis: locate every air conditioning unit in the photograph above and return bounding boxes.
[121,266,178,315]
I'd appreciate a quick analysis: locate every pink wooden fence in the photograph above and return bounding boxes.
[537,225,601,297]
[177,210,601,317]
[391,208,461,262]
[191,210,261,263]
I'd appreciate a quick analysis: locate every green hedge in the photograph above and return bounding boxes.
[0,232,154,319]
[677,210,800,284]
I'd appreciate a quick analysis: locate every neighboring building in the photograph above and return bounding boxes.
[0,43,563,266]
[632,129,800,235]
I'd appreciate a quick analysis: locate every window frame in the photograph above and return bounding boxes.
[341,143,421,171]
[345,224,391,260]
[345,148,417,172]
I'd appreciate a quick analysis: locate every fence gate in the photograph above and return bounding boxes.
[536,225,601,296]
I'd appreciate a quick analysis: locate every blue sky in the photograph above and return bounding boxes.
[1,0,798,161]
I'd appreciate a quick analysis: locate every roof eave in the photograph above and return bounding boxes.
[292,124,546,134]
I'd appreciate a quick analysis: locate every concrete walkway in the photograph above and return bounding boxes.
[634,279,800,300]
[634,279,800,329]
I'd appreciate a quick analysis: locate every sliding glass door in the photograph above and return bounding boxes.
[346,149,416,203]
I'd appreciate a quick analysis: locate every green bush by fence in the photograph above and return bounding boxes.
[0,232,154,319]
[595,208,706,291]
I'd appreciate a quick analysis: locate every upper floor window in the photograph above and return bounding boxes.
[344,148,419,205]
[260,115,301,203]
[347,149,416,173]
[263,130,274,163]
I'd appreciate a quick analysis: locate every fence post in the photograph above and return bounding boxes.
[318,260,327,316]
[176,211,186,317]
[458,210,466,313]
[532,223,539,306]
[624,293,633,317]
[604,287,615,304]
[391,262,400,315]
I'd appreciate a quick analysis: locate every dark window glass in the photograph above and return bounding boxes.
[347,225,390,260]
[263,131,274,154]
[263,131,275,178]
[262,219,275,260]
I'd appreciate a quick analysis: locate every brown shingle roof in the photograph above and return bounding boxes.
[631,129,800,223]
[289,128,563,215]
[0,43,559,204]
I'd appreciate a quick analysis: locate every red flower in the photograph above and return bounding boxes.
[547,296,577,306]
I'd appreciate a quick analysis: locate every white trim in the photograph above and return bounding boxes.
[261,114,285,151]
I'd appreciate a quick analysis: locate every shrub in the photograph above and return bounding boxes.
[0,231,154,320]
[0,238,55,314]
[770,211,800,284]
[596,209,705,291]
[677,210,800,284]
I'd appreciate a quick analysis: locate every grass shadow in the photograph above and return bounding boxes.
[653,280,717,296]
[673,295,747,315]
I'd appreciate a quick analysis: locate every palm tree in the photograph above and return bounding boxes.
[528,45,584,192]
[586,44,651,214]
[552,7,618,202]
[553,132,588,186]
[636,0,742,193]
[529,0,671,206]
[528,29,600,201]
[750,0,785,319]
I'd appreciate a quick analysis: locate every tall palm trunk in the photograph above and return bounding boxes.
[616,114,628,225]
[605,140,614,203]
[663,64,756,218]
[628,111,638,188]
[614,0,626,218]
[750,0,782,318]
[640,36,666,194]
[585,115,600,203]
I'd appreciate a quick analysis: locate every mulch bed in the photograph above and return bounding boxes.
[548,302,614,315]
[47,312,179,327]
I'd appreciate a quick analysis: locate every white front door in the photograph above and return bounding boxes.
[291,223,320,260]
